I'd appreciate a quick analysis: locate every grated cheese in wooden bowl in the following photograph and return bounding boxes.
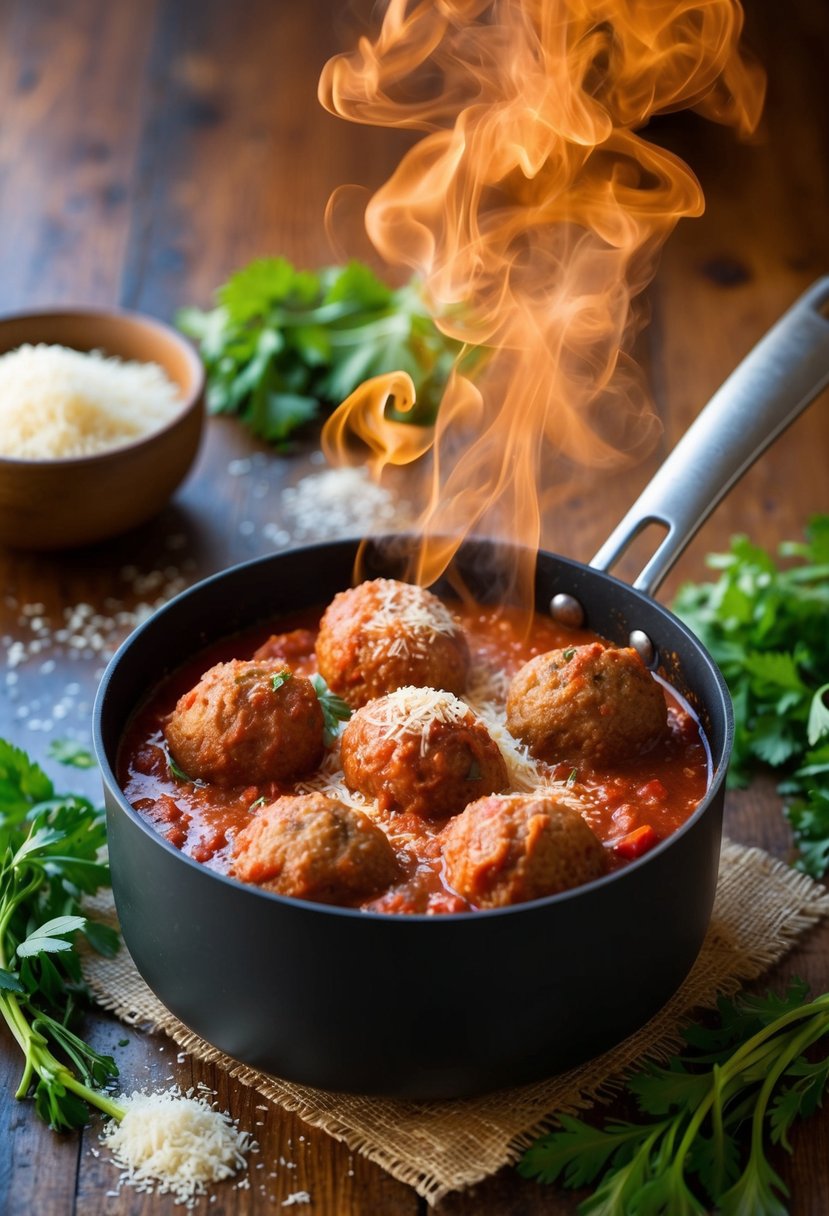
[0,342,182,460]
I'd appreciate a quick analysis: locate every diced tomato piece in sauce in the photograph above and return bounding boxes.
[613,823,659,860]
[191,828,228,863]
[142,794,190,849]
[637,779,668,805]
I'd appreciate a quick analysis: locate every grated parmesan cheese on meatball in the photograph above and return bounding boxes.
[357,686,475,755]
[362,579,465,660]
[315,579,470,707]
[341,686,508,818]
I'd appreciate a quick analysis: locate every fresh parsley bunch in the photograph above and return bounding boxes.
[673,516,829,876]
[0,738,124,1130]
[177,257,468,443]
[520,980,829,1215]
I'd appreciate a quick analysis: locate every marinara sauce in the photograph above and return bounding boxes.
[119,602,710,915]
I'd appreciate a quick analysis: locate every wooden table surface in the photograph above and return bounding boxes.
[1,1,828,1212]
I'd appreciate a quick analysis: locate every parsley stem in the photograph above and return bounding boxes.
[748,1014,829,1162]
[668,996,829,1190]
[718,995,829,1082]
[0,992,30,1054]
[710,1061,727,1195]
[0,856,126,1126]
[0,871,41,941]
[55,1063,126,1122]
[0,990,126,1122]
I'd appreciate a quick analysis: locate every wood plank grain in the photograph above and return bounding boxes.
[0,1021,80,1216]
[0,0,159,311]
[118,0,412,320]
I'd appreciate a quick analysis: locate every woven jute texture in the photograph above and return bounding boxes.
[84,838,829,1205]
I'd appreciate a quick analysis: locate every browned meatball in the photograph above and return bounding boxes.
[315,578,470,708]
[442,794,608,908]
[231,793,399,903]
[505,642,667,766]
[340,686,508,819]
[253,628,316,664]
[165,660,324,786]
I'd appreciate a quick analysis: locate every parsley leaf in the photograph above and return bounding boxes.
[16,915,87,959]
[0,739,53,825]
[673,516,829,875]
[271,669,293,692]
[0,736,125,1131]
[47,739,96,769]
[807,684,829,748]
[0,968,25,993]
[520,981,829,1215]
[178,256,477,445]
[784,787,829,878]
[310,674,352,744]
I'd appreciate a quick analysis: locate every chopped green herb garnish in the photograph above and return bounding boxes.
[271,669,293,692]
[673,515,829,876]
[249,795,267,810]
[808,683,829,747]
[310,674,352,745]
[0,737,125,1130]
[565,768,578,787]
[520,979,829,1214]
[47,739,96,769]
[177,256,479,445]
[166,750,195,784]
[562,647,576,661]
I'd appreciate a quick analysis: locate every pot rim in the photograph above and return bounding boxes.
[93,536,734,924]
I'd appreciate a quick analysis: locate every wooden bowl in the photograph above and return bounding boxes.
[0,308,205,550]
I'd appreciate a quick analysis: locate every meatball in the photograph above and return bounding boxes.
[442,794,608,908]
[315,578,470,708]
[231,793,399,903]
[340,686,508,819]
[505,642,667,766]
[165,659,324,786]
[253,628,316,664]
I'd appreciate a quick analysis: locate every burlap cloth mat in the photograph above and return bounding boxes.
[84,838,829,1205]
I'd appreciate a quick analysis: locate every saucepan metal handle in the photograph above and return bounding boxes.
[590,278,829,597]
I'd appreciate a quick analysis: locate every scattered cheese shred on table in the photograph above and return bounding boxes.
[101,1089,254,1207]
[0,342,182,460]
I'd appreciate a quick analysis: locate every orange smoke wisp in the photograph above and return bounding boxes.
[322,371,434,477]
[318,0,765,594]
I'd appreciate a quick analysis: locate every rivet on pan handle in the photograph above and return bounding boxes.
[590,278,829,598]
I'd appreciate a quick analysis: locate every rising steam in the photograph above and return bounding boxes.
[318,0,764,600]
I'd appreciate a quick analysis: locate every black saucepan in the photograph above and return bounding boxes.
[93,280,829,1100]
